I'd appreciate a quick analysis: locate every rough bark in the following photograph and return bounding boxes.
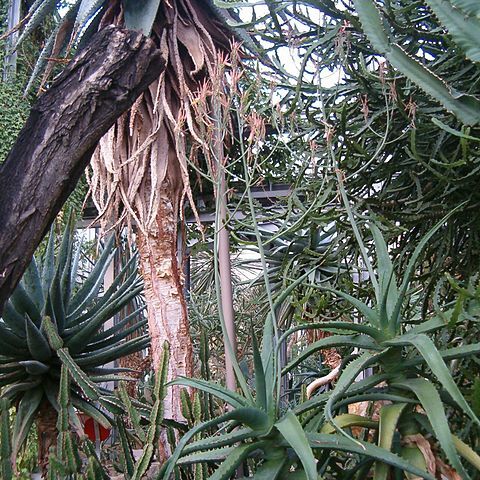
[136,190,193,458]
[36,401,57,475]
[0,26,165,314]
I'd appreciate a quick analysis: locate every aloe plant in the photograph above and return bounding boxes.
[0,218,148,468]
[157,322,433,480]
[152,215,480,479]
[280,215,480,479]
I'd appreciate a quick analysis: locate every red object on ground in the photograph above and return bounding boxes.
[83,416,110,441]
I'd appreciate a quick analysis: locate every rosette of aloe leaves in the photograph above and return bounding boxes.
[0,217,148,463]
[279,216,480,479]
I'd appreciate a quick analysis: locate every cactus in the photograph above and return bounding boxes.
[0,218,148,462]
[116,342,169,480]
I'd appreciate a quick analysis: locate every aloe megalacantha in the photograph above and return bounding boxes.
[0,218,148,470]
[280,214,480,479]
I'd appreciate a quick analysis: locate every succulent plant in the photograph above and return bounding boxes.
[0,218,149,460]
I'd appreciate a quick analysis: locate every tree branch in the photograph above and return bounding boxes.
[0,25,165,314]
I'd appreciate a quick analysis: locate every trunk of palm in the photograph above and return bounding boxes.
[136,191,193,423]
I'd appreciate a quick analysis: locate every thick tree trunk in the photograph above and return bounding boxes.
[136,190,193,440]
[36,401,57,475]
[0,26,165,315]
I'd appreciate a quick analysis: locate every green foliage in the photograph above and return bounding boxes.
[0,217,148,466]
[158,222,480,478]
[354,0,480,125]
[0,81,30,162]
[281,220,480,478]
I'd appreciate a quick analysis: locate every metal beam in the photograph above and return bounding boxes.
[3,0,21,81]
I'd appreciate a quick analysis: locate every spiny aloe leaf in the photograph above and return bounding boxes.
[66,255,139,328]
[275,411,317,480]
[393,378,469,478]
[0,322,26,353]
[12,387,43,460]
[49,269,66,334]
[56,211,75,296]
[182,428,255,456]
[252,329,267,411]
[65,284,143,351]
[1,378,42,400]
[25,314,51,362]
[0,370,27,389]
[41,225,56,299]
[75,0,106,31]
[14,0,57,49]
[89,305,145,343]
[386,333,479,425]
[370,223,399,324]
[403,342,480,367]
[123,0,162,36]
[22,259,44,312]
[169,377,249,409]
[84,318,147,353]
[19,360,49,375]
[1,300,26,337]
[374,403,408,480]
[209,441,267,480]
[11,282,41,326]
[320,413,378,434]
[67,236,115,317]
[453,435,480,470]
[175,446,237,465]
[304,433,434,479]
[75,335,149,368]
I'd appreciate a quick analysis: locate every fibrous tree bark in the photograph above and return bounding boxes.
[0,26,165,315]
[136,190,193,459]
[89,1,238,442]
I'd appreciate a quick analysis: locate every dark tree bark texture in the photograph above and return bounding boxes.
[0,26,165,314]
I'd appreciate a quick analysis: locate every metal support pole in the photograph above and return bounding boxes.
[218,170,237,393]
[3,0,21,81]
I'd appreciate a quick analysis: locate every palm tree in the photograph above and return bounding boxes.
[87,0,237,431]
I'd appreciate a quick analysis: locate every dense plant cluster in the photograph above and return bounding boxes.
[1,0,480,479]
